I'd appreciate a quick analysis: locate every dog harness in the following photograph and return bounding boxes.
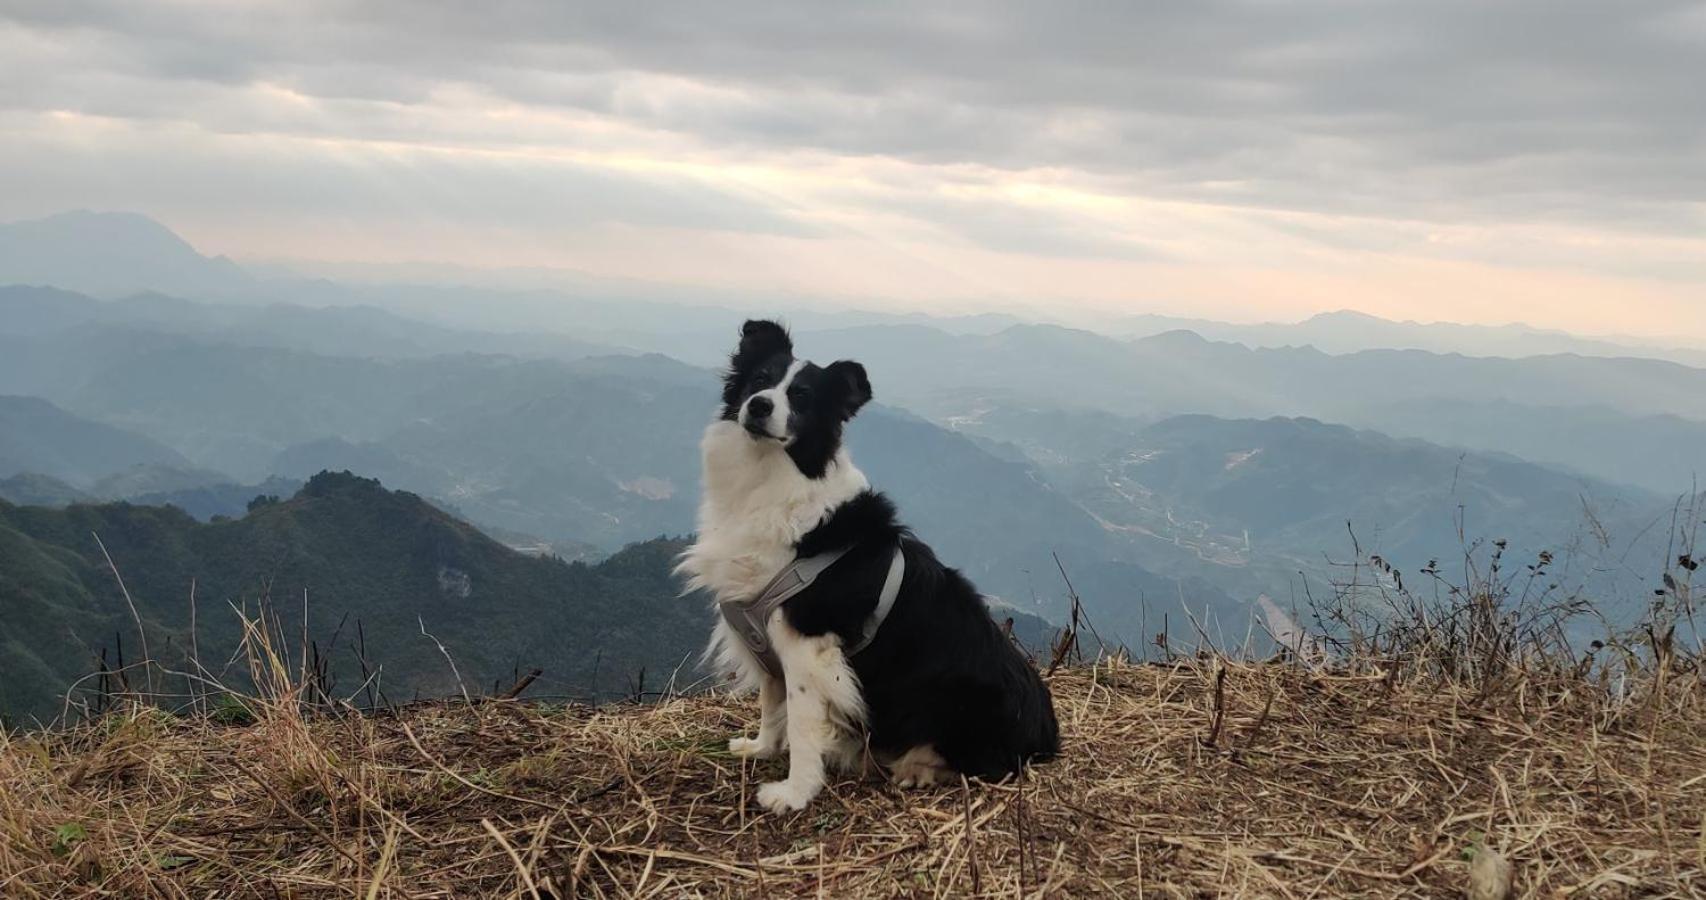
[719,542,905,678]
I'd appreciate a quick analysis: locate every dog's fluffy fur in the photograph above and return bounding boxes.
[677,320,1059,813]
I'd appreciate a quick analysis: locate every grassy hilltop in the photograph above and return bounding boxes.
[0,655,1701,896]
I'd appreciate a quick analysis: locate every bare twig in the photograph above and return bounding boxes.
[418,616,472,706]
[91,531,154,698]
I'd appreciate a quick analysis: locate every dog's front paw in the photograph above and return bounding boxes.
[756,779,818,814]
[728,736,778,759]
[893,767,946,789]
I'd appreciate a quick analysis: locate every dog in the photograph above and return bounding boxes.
[677,319,1059,813]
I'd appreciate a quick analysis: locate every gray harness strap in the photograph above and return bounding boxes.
[720,542,905,677]
[847,545,906,657]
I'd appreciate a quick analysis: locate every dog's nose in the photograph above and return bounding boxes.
[747,395,773,419]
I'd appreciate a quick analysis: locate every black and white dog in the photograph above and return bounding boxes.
[678,320,1059,813]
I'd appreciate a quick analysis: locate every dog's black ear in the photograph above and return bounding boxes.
[737,319,791,361]
[825,360,871,420]
[722,319,793,414]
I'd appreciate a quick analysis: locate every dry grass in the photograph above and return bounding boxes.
[2,654,1703,898]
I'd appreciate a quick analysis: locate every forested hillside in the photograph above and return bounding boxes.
[0,472,706,722]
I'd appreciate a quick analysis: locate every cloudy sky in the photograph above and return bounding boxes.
[3,1,1704,336]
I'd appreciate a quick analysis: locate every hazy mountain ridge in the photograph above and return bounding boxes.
[0,305,1230,644]
[9,211,1700,368]
[1343,398,1706,496]
[0,395,194,486]
[1110,309,1706,368]
[123,475,306,522]
[0,211,251,300]
[0,390,303,518]
[4,280,1690,634]
[0,284,619,363]
[4,288,1689,603]
[1011,414,1674,627]
[0,213,1022,362]
[808,322,1706,424]
[799,323,1706,493]
[0,473,91,508]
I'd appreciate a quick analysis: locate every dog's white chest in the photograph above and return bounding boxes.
[678,420,867,603]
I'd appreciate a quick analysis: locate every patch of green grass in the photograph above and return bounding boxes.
[51,823,87,858]
[648,733,733,758]
[209,694,254,726]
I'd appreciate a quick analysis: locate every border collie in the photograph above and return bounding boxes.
[677,320,1059,813]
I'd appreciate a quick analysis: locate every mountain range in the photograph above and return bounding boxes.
[0,211,251,300]
[786,324,1706,494]
[7,210,1702,366]
[3,312,1676,646]
[0,395,193,485]
[1050,415,1668,622]
[1,210,1700,716]
[1107,309,1706,369]
[1,331,1226,640]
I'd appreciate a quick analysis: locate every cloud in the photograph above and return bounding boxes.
[8,2,1703,224]
[0,113,816,240]
[0,1,1702,333]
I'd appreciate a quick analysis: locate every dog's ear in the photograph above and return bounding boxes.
[736,319,791,362]
[722,319,793,413]
[825,360,871,420]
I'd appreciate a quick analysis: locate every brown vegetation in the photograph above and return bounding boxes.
[3,646,1703,897]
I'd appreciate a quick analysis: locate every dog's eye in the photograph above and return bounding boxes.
[789,385,812,403]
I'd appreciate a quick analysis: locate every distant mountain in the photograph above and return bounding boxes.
[87,463,236,500]
[26,340,713,481]
[0,285,103,336]
[120,475,305,521]
[290,284,1036,368]
[1346,399,1706,496]
[41,343,621,478]
[0,396,194,486]
[798,324,1706,479]
[938,394,1706,503]
[0,212,1024,360]
[1040,415,1669,626]
[19,280,1694,646]
[0,464,304,522]
[10,210,1703,369]
[0,473,90,507]
[0,315,1229,640]
[791,323,1706,494]
[0,284,617,362]
[0,211,252,300]
[1109,309,1706,368]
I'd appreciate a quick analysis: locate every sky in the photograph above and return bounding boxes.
[2,1,1704,337]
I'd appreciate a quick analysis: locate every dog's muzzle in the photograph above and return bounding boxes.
[741,395,784,440]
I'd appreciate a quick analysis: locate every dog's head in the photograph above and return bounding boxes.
[720,319,871,478]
